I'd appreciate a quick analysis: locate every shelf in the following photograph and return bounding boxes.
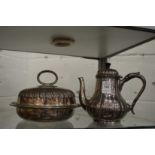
[1,97,155,129]
[0,26,155,59]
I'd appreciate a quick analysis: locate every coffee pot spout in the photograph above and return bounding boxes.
[78,77,88,110]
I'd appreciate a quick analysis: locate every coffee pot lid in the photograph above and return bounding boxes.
[97,63,120,78]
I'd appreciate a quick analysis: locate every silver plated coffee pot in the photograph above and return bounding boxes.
[78,62,146,122]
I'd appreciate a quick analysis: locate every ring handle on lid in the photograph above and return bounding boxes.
[37,70,58,86]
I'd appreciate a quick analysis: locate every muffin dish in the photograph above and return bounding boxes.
[10,70,80,121]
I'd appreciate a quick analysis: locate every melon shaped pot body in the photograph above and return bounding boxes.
[78,63,146,122]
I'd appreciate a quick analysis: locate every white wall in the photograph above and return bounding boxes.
[0,51,30,97]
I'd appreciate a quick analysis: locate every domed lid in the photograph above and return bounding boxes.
[16,70,77,108]
[97,63,121,78]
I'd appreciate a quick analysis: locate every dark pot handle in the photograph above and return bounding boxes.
[119,72,146,114]
[37,70,58,86]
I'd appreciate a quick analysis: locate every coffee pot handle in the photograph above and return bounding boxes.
[119,72,146,114]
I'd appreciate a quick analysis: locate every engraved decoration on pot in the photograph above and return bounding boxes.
[10,70,80,121]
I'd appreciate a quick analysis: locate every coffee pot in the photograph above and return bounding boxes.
[78,62,146,122]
